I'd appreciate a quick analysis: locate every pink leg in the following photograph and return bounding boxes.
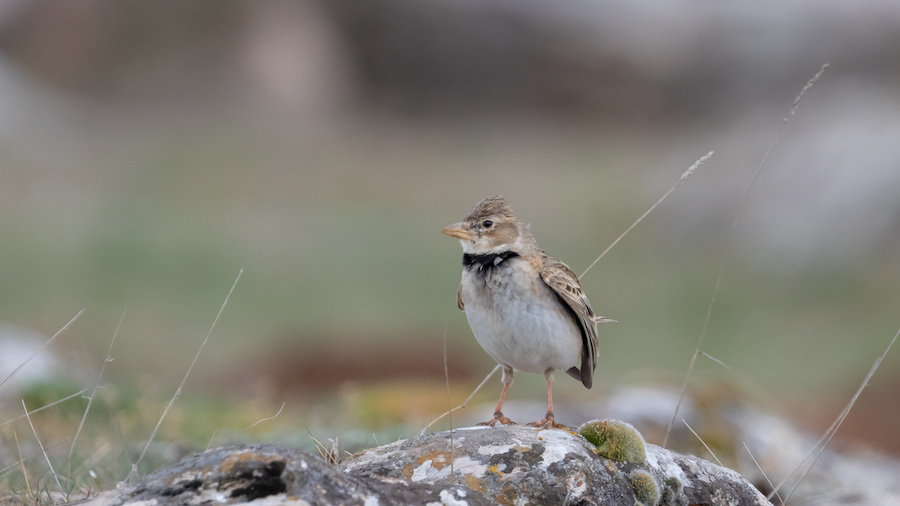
[479,381,515,426]
[528,378,566,429]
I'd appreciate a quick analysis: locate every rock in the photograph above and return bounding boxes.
[94,444,490,506]
[88,423,769,505]
[341,425,770,506]
[576,385,900,505]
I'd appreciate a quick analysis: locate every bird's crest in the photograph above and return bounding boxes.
[466,195,516,221]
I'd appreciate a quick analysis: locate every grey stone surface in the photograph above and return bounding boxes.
[342,425,771,506]
[97,444,490,506]
[84,424,770,505]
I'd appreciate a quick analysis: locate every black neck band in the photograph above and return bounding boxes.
[463,251,519,271]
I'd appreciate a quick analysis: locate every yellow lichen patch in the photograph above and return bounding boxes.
[488,464,503,474]
[415,450,453,470]
[513,446,530,453]
[495,485,518,505]
[464,474,485,493]
[219,451,280,474]
[401,462,414,480]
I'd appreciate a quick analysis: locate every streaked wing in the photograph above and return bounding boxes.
[457,283,465,311]
[540,253,598,388]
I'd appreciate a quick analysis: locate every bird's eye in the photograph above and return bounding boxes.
[482,220,493,228]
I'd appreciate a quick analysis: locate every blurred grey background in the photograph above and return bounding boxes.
[1,0,898,451]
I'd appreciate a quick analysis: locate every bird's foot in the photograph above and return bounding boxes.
[527,411,568,429]
[478,410,515,426]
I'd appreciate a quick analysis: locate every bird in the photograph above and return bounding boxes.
[442,196,614,428]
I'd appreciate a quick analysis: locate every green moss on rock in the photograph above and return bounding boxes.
[661,477,683,504]
[577,419,647,463]
[630,470,660,506]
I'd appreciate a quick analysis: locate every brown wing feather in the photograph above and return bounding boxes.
[540,253,599,389]
[456,283,465,311]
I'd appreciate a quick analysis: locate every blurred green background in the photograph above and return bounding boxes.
[1,0,899,467]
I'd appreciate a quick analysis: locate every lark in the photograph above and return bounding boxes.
[443,196,613,428]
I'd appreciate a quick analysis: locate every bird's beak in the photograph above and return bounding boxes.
[442,222,475,241]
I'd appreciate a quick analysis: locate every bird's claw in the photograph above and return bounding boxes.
[479,410,515,426]
[527,411,568,429]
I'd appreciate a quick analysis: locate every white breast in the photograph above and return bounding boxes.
[460,259,582,375]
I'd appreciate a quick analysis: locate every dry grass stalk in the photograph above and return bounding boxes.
[579,151,713,280]
[663,64,829,448]
[126,269,243,482]
[22,400,64,494]
[0,309,84,390]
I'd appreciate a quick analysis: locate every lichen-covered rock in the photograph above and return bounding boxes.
[576,386,900,505]
[98,444,492,506]
[84,423,770,505]
[341,424,771,506]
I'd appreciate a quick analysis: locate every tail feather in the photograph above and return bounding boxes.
[566,366,592,389]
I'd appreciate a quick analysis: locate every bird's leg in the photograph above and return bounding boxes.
[479,381,515,426]
[529,374,567,429]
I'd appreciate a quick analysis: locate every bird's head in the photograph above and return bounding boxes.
[442,196,536,255]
